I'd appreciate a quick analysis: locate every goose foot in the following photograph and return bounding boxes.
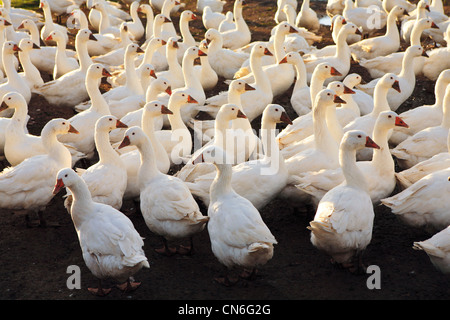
[177,238,195,255]
[154,237,177,256]
[116,278,141,293]
[88,280,111,296]
[239,268,258,281]
[214,274,239,287]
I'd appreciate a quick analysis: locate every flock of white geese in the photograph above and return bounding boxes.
[0,0,449,295]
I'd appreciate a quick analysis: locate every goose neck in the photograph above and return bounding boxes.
[76,38,92,72]
[340,143,368,191]
[67,181,95,228]
[325,103,344,144]
[313,103,338,154]
[182,54,203,92]
[125,53,143,94]
[293,59,308,90]
[210,163,233,204]
[371,123,394,171]
[137,136,160,186]
[180,18,195,46]
[440,88,450,128]
[87,77,110,114]
[371,84,390,115]
[95,128,121,164]
[260,114,278,159]
[3,51,21,83]
[250,52,271,93]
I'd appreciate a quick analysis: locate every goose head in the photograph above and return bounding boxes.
[19,38,40,52]
[327,81,355,98]
[338,22,362,37]
[330,14,346,32]
[378,73,401,92]
[46,118,79,137]
[417,18,440,30]
[91,1,107,12]
[45,30,65,43]
[183,46,207,62]
[181,10,197,22]
[417,0,430,12]
[76,28,97,42]
[139,63,157,79]
[154,14,172,27]
[193,144,230,166]
[251,42,273,57]
[205,28,222,45]
[0,92,26,112]
[151,77,172,95]
[3,41,21,55]
[341,130,380,151]
[315,88,347,108]
[390,5,409,17]
[144,100,173,118]
[167,37,179,50]
[198,39,209,54]
[217,103,247,121]
[229,79,255,94]
[279,51,302,64]
[118,126,147,150]
[313,63,342,80]
[0,17,12,29]
[263,104,293,125]
[96,115,128,133]
[39,0,49,9]
[376,111,409,131]
[87,63,111,80]
[276,21,298,36]
[53,168,81,195]
[125,43,145,57]
[343,73,364,87]
[138,4,154,16]
[168,91,198,109]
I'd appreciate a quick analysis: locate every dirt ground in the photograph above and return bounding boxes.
[0,0,449,301]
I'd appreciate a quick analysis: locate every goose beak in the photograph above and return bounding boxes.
[164,17,172,23]
[244,83,255,91]
[264,48,273,56]
[431,21,439,29]
[150,69,157,78]
[392,80,401,93]
[205,38,211,44]
[333,95,346,104]
[52,178,65,195]
[279,56,288,64]
[403,9,409,16]
[161,105,173,115]
[289,26,298,33]
[161,39,167,45]
[192,14,197,20]
[395,116,409,128]
[116,120,128,129]
[342,18,347,24]
[343,85,355,94]
[102,68,112,77]
[68,124,79,134]
[236,109,247,118]
[192,153,204,165]
[365,136,380,149]
[118,135,130,149]
[355,28,362,35]
[198,49,207,56]
[422,49,429,57]
[33,43,41,49]
[425,4,430,11]
[45,35,52,41]
[0,101,8,112]
[172,41,179,48]
[136,46,144,53]
[13,44,21,52]
[280,111,293,125]
[330,67,342,76]
[89,33,97,41]
[187,95,198,104]
[165,86,172,95]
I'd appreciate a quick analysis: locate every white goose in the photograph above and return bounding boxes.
[357,45,427,111]
[119,101,174,201]
[0,41,31,104]
[39,0,69,45]
[400,0,430,44]
[35,29,97,108]
[186,104,293,211]
[194,39,218,91]
[202,6,226,30]
[389,69,450,146]
[218,11,235,32]
[17,38,44,90]
[118,126,209,256]
[276,63,342,149]
[296,111,409,205]
[205,42,273,123]
[296,0,320,33]
[1,92,84,167]
[177,10,198,63]
[91,1,121,38]
[0,118,77,227]
[197,0,226,13]
[275,0,298,23]
[156,37,184,90]
[359,17,439,78]
[220,0,251,50]
[65,115,128,212]
[57,64,112,160]
[126,1,144,41]
[196,144,277,285]
[308,130,379,273]
[344,73,401,161]
[53,168,149,297]
[349,5,409,62]
[381,166,450,233]
[390,85,450,169]
[413,225,450,275]
[138,3,154,42]
[422,24,450,81]
[204,28,250,80]
[46,30,79,80]
[342,0,387,36]
[87,0,129,31]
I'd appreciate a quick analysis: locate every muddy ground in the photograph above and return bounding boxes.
[0,0,449,302]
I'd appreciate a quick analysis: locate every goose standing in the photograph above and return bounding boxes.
[17,38,44,90]
[126,1,145,41]
[197,0,226,13]
[65,116,128,212]
[194,39,218,91]
[57,64,112,161]
[53,168,149,296]
[196,145,277,286]
[156,37,185,90]
[308,130,379,273]
[342,0,387,36]
[177,10,198,63]
[118,126,209,256]
[296,0,320,33]
[39,0,69,45]
[46,30,79,80]
[0,119,77,227]
[202,6,226,30]
[35,29,97,108]
[220,0,251,50]
[297,111,409,204]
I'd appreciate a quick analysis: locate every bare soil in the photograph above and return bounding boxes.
[0,0,449,301]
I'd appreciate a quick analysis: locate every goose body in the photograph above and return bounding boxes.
[413,225,450,274]
[220,0,251,50]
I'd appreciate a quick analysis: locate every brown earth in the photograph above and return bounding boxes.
[0,0,449,301]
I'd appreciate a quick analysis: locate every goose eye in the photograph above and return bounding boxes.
[62,122,66,125]
[132,132,135,135]
[65,174,68,177]
[231,108,235,110]
[155,103,158,106]
[109,118,113,121]
[275,108,279,112]
[388,115,392,118]
[358,135,362,138]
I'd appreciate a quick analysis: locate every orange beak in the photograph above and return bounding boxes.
[192,153,204,165]
[365,136,380,149]
[280,111,293,125]
[343,85,355,94]
[187,95,198,104]
[102,68,112,77]
[333,95,346,104]
[52,178,65,195]
[279,56,288,64]
[150,69,157,79]
[236,110,247,118]
[118,136,130,149]
[330,67,342,76]
[395,116,409,128]
[116,120,128,129]
[68,124,79,134]
[264,48,273,56]
[161,105,173,115]
[165,86,172,95]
